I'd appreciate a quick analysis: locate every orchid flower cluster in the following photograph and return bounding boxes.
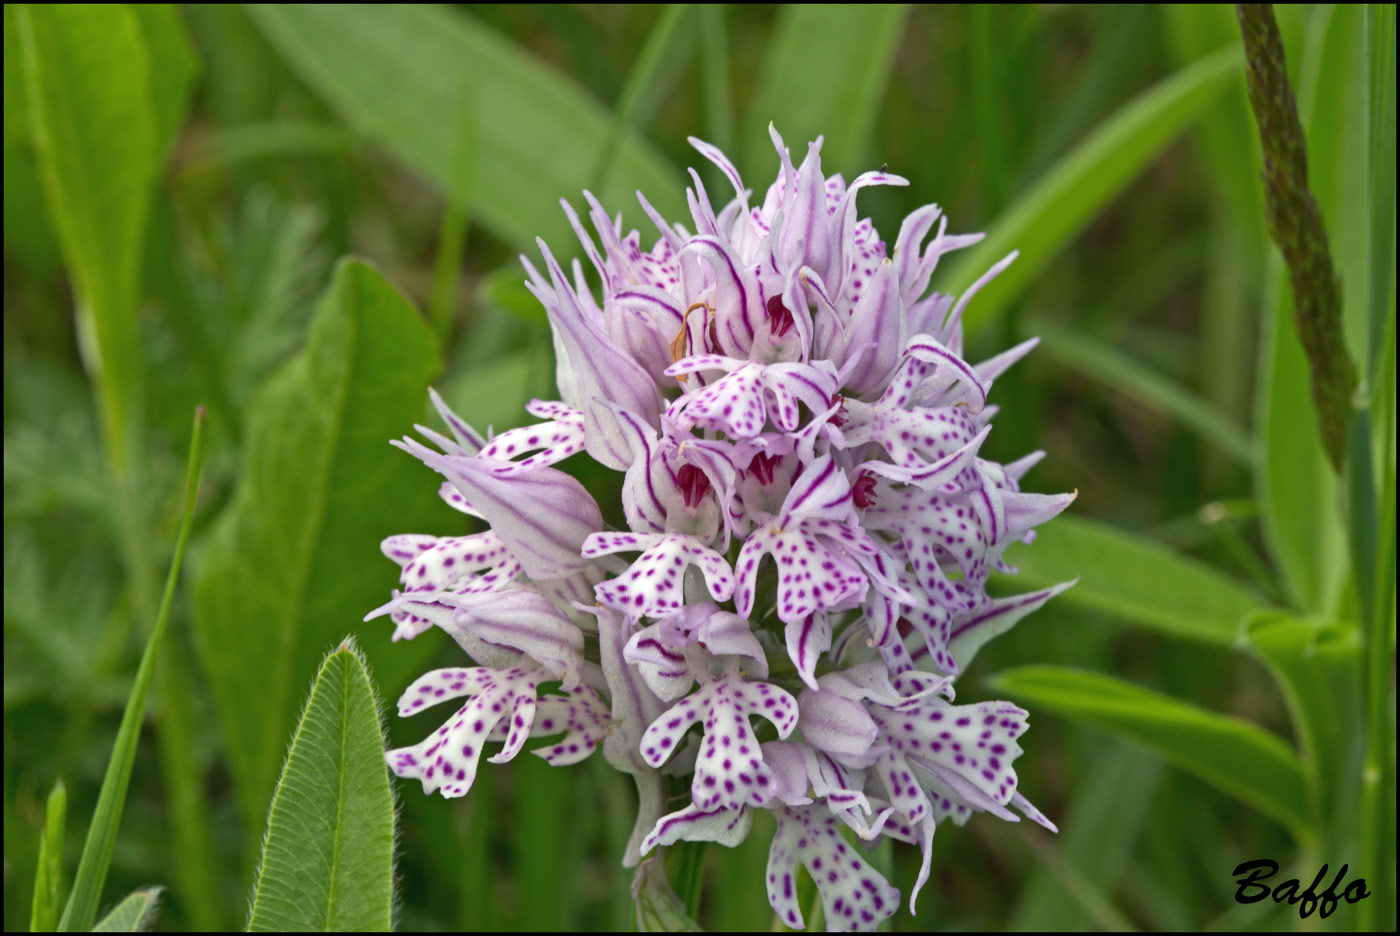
[368,128,1075,931]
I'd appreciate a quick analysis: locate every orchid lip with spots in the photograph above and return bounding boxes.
[367,127,1076,931]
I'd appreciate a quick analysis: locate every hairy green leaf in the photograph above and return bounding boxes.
[991,665,1311,840]
[1000,515,1266,644]
[248,639,395,932]
[245,4,684,251]
[193,259,442,839]
[743,5,909,178]
[948,47,1239,336]
[91,888,162,933]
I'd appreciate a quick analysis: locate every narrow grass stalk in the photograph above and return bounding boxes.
[1358,6,1397,928]
[429,76,477,344]
[592,4,693,192]
[57,407,208,932]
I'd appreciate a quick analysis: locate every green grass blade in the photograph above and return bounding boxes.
[742,5,909,178]
[29,779,66,932]
[1365,3,1396,385]
[990,665,1312,841]
[947,47,1239,337]
[244,4,685,251]
[1000,515,1267,644]
[1010,748,1159,931]
[593,5,694,191]
[91,888,162,933]
[428,75,476,343]
[56,408,208,933]
[247,639,396,932]
[1036,323,1253,465]
[192,259,442,845]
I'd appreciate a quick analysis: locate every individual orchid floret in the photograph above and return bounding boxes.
[370,127,1074,932]
[641,659,798,812]
[766,804,902,931]
[584,531,735,618]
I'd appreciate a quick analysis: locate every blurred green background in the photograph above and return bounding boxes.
[4,4,1395,932]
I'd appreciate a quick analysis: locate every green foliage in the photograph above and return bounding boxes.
[991,666,1311,841]
[742,5,909,177]
[947,46,1239,336]
[244,4,685,251]
[4,5,1394,932]
[248,639,395,933]
[1001,515,1266,644]
[30,780,67,933]
[632,854,703,932]
[57,409,206,933]
[1240,613,1361,820]
[192,259,441,838]
[15,3,159,468]
[91,888,162,933]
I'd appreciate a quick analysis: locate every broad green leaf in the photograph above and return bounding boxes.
[947,47,1239,336]
[1010,748,1159,931]
[192,259,442,839]
[742,5,909,178]
[30,779,66,932]
[16,3,157,464]
[1240,612,1361,824]
[991,665,1311,840]
[245,4,685,251]
[999,515,1267,644]
[632,854,702,932]
[91,888,162,933]
[1036,322,1253,465]
[248,640,395,932]
[58,409,207,933]
[126,5,198,158]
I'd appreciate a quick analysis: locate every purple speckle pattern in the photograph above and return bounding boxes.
[368,128,1074,930]
[767,805,902,931]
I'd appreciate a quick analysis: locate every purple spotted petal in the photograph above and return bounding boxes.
[585,532,735,618]
[386,663,545,798]
[640,669,797,812]
[476,407,586,474]
[765,804,900,931]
